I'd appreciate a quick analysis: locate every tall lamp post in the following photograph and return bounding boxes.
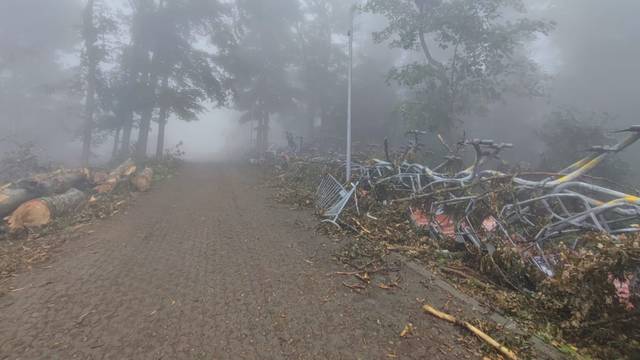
[346,5,355,183]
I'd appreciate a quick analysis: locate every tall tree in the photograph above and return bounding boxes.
[225,0,301,153]
[81,0,98,166]
[0,0,81,156]
[122,0,229,163]
[80,0,119,165]
[295,0,349,137]
[151,0,230,159]
[364,0,553,140]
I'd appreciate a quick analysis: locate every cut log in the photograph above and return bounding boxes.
[91,170,110,185]
[111,159,137,178]
[16,169,88,195]
[8,188,87,231]
[1,169,89,219]
[94,178,119,194]
[0,187,36,219]
[94,159,137,194]
[131,167,153,192]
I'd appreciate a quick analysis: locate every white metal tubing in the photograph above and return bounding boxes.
[346,5,354,183]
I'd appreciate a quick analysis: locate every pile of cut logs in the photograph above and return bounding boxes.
[0,160,153,231]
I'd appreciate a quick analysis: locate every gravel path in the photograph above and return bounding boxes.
[0,163,480,359]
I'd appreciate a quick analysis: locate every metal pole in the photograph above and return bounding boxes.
[346,6,354,183]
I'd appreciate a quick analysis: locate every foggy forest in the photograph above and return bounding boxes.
[0,1,639,359]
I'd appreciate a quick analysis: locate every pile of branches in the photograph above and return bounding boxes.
[534,234,640,354]
[266,156,640,359]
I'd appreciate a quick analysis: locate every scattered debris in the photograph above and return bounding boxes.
[400,323,414,338]
[0,154,182,290]
[422,304,519,360]
[263,127,640,358]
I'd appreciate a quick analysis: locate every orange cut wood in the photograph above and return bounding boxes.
[7,199,52,230]
[131,168,153,192]
[7,188,86,231]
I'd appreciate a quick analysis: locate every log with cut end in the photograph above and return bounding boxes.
[0,187,36,219]
[111,159,137,178]
[1,170,89,219]
[94,159,137,194]
[8,188,87,231]
[16,169,88,195]
[131,167,153,192]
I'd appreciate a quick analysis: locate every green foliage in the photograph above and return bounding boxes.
[538,109,632,182]
[88,0,234,161]
[225,0,301,116]
[295,0,349,134]
[134,0,230,114]
[364,0,553,138]
[0,0,83,148]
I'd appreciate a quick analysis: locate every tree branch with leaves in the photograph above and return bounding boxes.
[364,0,554,140]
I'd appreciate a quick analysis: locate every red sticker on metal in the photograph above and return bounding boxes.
[410,208,429,227]
[434,213,456,239]
[482,216,498,233]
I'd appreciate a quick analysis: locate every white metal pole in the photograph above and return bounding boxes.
[346,6,354,183]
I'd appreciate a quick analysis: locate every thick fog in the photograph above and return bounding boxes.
[1,0,638,180]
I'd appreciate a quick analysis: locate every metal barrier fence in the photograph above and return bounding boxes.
[315,174,357,227]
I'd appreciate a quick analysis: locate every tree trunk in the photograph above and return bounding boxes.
[111,127,121,162]
[262,112,270,152]
[156,113,167,160]
[249,122,254,148]
[306,104,316,140]
[135,56,159,165]
[0,169,89,219]
[155,75,170,159]
[16,170,88,196]
[117,38,138,160]
[136,107,153,164]
[8,188,87,231]
[119,110,134,158]
[256,118,264,154]
[81,0,97,167]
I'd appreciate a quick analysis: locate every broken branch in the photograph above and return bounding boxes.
[422,304,518,360]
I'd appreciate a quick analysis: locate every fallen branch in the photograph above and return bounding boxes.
[422,304,518,360]
[575,310,640,330]
[385,243,430,253]
[342,282,366,291]
[390,175,512,203]
[439,266,494,291]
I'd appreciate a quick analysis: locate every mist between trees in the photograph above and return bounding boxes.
[1,0,638,182]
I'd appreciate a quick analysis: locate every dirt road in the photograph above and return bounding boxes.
[0,164,483,359]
